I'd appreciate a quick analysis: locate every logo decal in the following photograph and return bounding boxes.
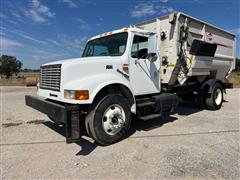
[206,32,214,41]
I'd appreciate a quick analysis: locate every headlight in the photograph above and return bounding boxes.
[64,90,89,100]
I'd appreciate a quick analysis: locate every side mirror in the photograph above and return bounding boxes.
[148,34,157,62]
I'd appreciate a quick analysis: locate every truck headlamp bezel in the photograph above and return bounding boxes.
[64,90,89,100]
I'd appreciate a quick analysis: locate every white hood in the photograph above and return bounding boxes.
[43,56,121,66]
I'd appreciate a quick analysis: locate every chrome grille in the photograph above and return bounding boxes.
[39,64,61,91]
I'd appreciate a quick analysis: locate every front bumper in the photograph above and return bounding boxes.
[25,95,85,143]
[25,95,66,123]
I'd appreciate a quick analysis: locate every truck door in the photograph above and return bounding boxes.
[129,35,161,95]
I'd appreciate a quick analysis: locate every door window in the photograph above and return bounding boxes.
[131,35,148,59]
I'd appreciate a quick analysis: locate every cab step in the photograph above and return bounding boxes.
[136,97,152,104]
[136,101,155,107]
[139,113,162,121]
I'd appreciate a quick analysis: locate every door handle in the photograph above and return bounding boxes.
[106,65,113,69]
[135,59,140,65]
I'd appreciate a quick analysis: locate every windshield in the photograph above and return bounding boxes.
[82,32,128,57]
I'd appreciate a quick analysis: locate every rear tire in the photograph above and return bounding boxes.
[85,94,132,146]
[205,83,223,110]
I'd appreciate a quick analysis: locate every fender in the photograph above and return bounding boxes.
[200,79,224,93]
[64,73,136,113]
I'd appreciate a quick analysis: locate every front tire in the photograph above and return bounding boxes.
[205,83,223,110]
[85,94,132,146]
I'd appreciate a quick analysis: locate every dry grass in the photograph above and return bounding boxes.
[1,72,239,87]
[0,79,26,86]
[225,71,240,88]
[0,77,39,86]
[0,72,39,86]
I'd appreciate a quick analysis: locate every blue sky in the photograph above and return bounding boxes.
[0,0,239,68]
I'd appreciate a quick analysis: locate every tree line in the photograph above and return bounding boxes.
[0,55,39,79]
[0,54,239,79]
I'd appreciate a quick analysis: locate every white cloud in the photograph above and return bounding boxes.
[5,28,48,45]
[231,28,240,35]
[98,17,104,21]
[0,13,18,25]
[192,0,202,3]
[20,34,47,45]
[131,1,174,18]
[229,28,240,37]
[30,49,67,62]
[48,39,62,46]
[43,34,88,56]
[2,1,25,23]
[61,0,78,8]
[75,18,91,30]
[73,37,88,49]
[131,3,156,17]
[10,10,25,23]
[1,37,23,47]
[153,0,168,2]
[157,5,174,14]
[56,34,87,52]
[75,18,85,24]
[26,0,56,23]
[0,13,8,19]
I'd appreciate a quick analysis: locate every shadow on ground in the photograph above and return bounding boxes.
[43,121,98,156]
[43,102,203,156]
[131,102,203,133]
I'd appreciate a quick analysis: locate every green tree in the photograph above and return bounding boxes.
[0,55,22,78]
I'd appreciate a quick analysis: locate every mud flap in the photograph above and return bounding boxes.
[65,105,82,143]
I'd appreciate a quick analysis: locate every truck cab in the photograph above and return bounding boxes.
[38,27,160,104]
[27,27,168,145]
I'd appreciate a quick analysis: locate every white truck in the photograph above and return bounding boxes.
[26,12,236,145]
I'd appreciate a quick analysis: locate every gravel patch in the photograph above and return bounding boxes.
[0,87,239,179]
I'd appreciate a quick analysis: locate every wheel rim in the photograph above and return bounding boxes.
[214,88,222,105]
[102,104,126,136]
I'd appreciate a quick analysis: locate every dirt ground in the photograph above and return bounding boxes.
[0,87,239,179]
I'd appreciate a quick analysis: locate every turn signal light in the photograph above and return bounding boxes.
[75,90,89,100]
[64,90,89,100]
[122,64,129,73]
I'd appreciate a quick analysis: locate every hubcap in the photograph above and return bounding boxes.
[215,88,222,105]
[102,104,126,135]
